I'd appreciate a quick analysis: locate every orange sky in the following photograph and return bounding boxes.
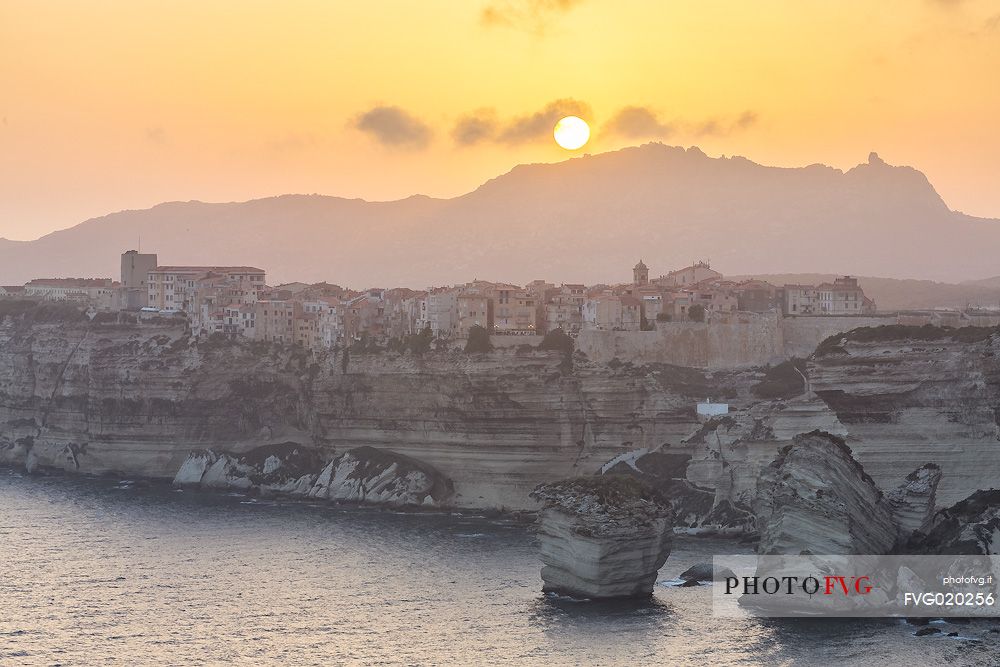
[2,0,999,240]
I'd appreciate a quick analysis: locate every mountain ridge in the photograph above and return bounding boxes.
[1,143,997,287]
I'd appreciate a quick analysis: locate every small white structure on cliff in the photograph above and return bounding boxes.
[697,400,729,420]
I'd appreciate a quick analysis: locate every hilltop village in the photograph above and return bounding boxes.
[0,251,883,354]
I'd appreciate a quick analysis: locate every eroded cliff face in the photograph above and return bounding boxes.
[809,326,1000,507]
[593,327,1000,534]
[3,318,999,516]
[0,319,762,510]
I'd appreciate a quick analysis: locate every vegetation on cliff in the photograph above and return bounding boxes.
[816,324,999,356]
[464,325,493,353]
[752,358,807,399]
[0,300,87,323]
[532,475,672,523]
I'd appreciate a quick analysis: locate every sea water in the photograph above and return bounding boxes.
[1,470,996,666]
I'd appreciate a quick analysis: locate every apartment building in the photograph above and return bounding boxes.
[147,266,265,311]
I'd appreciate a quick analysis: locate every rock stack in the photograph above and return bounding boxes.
[753,430,900,555]
[887,463,942,544]
[530,476,674,599]
[753,430,954,555]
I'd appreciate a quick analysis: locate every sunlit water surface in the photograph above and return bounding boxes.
[2,470,998,666]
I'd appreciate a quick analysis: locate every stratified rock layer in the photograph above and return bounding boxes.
[0,316,766,509]
[3,314,1000,515]
[886,463,942,543]
[809,325,1000,507]
[531,476,673,599]
[754,430,899,555]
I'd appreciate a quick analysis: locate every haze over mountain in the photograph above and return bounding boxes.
[2,144,998,288]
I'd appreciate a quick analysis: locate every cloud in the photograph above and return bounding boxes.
[497,98,592,144]
[695,110,758,136]
[353,106,432,149]
[604,106,674,139]
[735,111,758,129]
[451,101,757,148]
[481,0,584,33]
[452,109,499,145]
[603,106,757,140]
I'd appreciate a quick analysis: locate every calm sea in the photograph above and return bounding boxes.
[1,469,996,666]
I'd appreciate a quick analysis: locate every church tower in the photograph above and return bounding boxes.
[633,259,649,286]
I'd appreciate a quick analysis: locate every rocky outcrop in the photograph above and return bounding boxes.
[809,325,1000,507]
[752,430,954,555]
[308,446,453,506]
[173,443,453,507]
[887,463,942,543]
[530,476,673,599]
[910,490,1000,554]
[672,562,735,585]
[596,391,853,535]
[601,448,753,535]
[754,430,899,555]
[173,442,326,495]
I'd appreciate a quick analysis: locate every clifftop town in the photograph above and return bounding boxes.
[8,249,1000,368]
[6,249,884,352]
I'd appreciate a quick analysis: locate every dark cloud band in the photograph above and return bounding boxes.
[354,106,432,149]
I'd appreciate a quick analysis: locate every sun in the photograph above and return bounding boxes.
[553,116,590,150]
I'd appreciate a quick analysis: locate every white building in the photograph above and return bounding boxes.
[421,290,458,338]
[696,401,729,419]
[303,298,343,349]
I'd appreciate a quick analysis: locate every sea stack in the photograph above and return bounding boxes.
[530,476,674,599]
[753,430,898,555]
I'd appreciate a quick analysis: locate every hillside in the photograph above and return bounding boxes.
[2,144,999,287]
[963,276,1000,289]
